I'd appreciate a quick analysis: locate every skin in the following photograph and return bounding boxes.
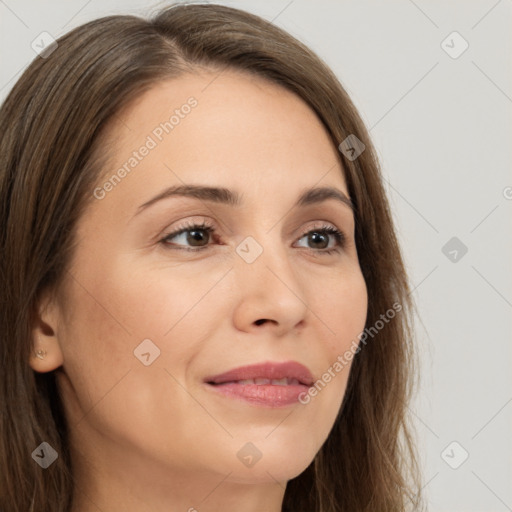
[30,70,368,512]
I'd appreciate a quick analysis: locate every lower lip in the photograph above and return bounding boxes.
[205,382,311,407]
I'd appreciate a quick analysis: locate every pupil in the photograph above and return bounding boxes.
[310,232,328,249]
[188,229,207,246]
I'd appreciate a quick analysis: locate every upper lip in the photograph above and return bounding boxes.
[204,361,314,386]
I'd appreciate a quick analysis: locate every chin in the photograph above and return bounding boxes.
[227,457,314,485]
[220,437,319,484]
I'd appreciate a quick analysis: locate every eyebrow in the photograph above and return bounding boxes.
[134,184,354,217]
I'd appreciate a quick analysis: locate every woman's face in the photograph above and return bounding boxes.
[34,70,367,502]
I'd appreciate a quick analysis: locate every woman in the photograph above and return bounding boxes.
[0,3,423,511]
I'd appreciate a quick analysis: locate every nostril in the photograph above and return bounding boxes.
[254,319,267,326]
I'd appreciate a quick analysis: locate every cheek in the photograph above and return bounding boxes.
[68,254,226,350]
[56,259,231,465]
[107,261,231,371]
[114,257,227,327]
[58,254,230,409]
[301,267,367,417]
[319,267,368,353]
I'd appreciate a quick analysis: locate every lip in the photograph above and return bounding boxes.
[204,361,315,386]
[203,361,314,408]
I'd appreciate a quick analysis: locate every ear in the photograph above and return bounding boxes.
[29,289,64,373]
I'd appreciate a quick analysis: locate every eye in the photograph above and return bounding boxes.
[159,220,346,255]
[294,225,346,255]
[160,220,216,252]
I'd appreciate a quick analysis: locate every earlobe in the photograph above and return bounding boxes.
[29,291,65,373]
[29,342,64,372]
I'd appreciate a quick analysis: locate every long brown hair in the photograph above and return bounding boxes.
[0,3,424,511]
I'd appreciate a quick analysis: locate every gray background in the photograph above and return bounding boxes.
[1,1,511,510]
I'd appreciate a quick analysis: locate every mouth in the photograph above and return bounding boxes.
[203,361,314,408]
[212,377,303,386]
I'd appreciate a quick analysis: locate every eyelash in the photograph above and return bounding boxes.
[159,220,346,255]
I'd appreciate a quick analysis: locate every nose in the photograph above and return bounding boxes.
[231,236,309,336]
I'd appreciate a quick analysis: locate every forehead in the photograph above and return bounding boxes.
[96,70,349,207]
